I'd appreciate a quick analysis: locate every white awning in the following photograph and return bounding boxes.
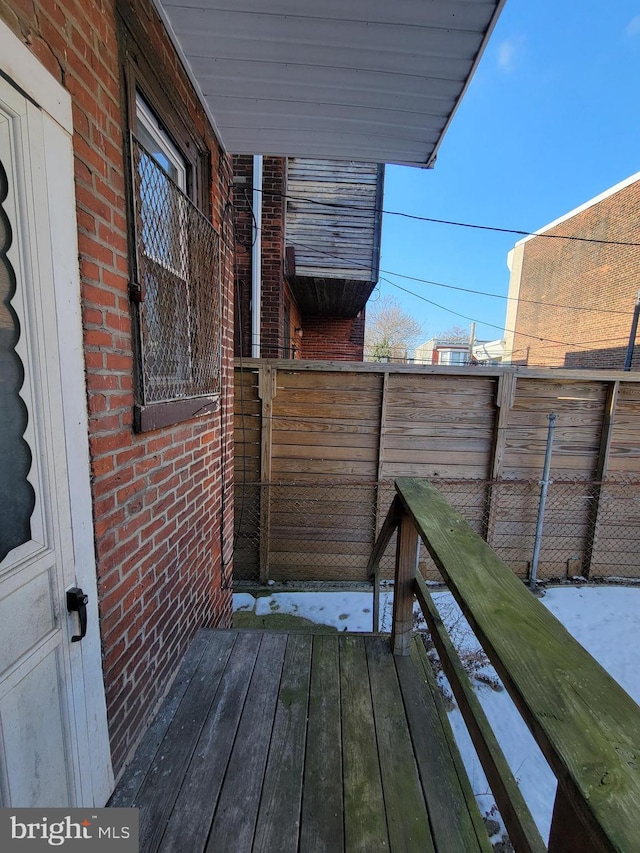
[153,0,506,166]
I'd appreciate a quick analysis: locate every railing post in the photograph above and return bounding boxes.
[391,513,419,656]
[548,785,605,853]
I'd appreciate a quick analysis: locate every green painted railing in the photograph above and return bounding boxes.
[368,477,640,853]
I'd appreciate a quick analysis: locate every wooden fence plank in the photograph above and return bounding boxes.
[234,363,640,584]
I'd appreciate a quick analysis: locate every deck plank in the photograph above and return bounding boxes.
[108,628,218,809]
[252,634,313,853]
[134,630,237,853]
[397,637,493,853]
[110,628,493,853]
[299,635,345,853]
[366,635,434,853]
[158,630,263,852]
[340,635,390,853]
[205,633,287,853]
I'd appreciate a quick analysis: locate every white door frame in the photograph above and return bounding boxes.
[0,18,113,805]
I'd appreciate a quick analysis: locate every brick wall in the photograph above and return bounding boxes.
[0,0,233,777]
[285,280,303,357]
[300,314,366,360]
[511,179,640,369]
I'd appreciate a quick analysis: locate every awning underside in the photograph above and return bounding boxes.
[154,0,505,166]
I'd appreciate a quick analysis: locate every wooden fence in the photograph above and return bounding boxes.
[234,359,640,583]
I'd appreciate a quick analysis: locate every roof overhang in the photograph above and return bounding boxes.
[153,0,506,167]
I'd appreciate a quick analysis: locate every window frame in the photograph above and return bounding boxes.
[118,6,219,432]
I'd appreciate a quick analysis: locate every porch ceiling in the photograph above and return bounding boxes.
[153,0,506,166]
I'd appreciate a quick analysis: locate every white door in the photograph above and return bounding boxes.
[0,23,113,808]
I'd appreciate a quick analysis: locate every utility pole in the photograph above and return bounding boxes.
[624,291,640,371]
[468,321,476,365]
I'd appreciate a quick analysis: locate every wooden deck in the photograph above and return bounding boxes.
[110,628,492,853]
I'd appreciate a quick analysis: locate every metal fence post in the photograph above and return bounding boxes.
[530,413,557,590]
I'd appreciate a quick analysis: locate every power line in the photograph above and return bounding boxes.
[249,185,640,248]
[236,198,639,358]
[284,237,633,318]
[380,270,632,316]
[382,278,632,351]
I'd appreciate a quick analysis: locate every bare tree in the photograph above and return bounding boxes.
[436,324,471,343]
[364,295,425,361]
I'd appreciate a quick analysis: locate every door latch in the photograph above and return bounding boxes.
[66,587,88,642]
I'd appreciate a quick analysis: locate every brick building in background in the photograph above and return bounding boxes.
[504,173,640,369]
[234,156,383,361]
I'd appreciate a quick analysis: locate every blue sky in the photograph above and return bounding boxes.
[377,0,640,345]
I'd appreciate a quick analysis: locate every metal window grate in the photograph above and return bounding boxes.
[132,137,221,404]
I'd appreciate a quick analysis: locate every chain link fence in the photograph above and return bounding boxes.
[233,476,640,584]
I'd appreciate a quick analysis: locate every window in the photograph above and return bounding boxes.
[129,93,221,431]
[440,349,467,365]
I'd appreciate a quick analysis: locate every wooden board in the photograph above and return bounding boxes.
[253,635,313,853]
[159,631,263,851]
[340,636,390,852]
[205,633,287,853]
[111,628,496,853]
[300,636,345,853]
[233,363,640,583]
[134,631,237,853]
[395,477,640,852]
[366,636,434,851]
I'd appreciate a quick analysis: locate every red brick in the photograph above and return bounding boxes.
[1,0,233,781]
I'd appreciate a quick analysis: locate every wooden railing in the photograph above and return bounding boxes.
[368,477,640,853]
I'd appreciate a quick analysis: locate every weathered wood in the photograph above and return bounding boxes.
[299,636,344,853]
[391,515,418,656]
[547,784,610,853]
[113,626,499,853]
[158,631,263,852]
[235,361,640,584]
[258,364,276,582]
[414,574,546,853]
[108,629,216,809]
[273,430,379,448]
[205,633,287,853]
[582,380,619,578]
[366,494,401,580]
[286,158,382,282]
[134,631,237,853]
[236,357,640,381]
[395,477,640,853]
[253,634,313,853]
[340,635,390,852]
[273,443,376,461]
[486,372,516,544]
[366,636,434,852]
[401,636,493,853]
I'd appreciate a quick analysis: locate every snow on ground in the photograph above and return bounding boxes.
[233,584,640,844]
